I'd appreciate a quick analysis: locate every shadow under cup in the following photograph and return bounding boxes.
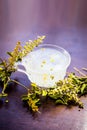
[17,44,71,88]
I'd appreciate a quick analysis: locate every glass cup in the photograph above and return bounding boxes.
[16,44,71,88]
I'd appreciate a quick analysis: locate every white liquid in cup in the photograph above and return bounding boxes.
[17,44,71,88]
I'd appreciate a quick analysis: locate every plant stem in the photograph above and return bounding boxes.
[82,68,87,72]
[74,67,86,77]
[2,83,8,94]
[11,79,29,91]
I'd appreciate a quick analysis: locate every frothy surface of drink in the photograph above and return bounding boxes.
[25,47,68,73]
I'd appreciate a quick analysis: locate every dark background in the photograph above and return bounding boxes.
[0,0,87,34]
[0,0,87,130]
[0,0,87,69]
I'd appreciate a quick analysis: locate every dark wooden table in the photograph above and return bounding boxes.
[0,29,87,130]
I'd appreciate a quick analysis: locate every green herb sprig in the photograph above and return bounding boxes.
[22,69,87,112]
[0,36,45,97]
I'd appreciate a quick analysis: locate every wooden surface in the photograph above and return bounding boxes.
[0,29,87,130]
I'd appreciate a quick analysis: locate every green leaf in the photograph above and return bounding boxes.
[0,93,8,98]
[55,99,65,105]
[0,67,3,70]
[42,89,47,96]
[48,94,60,100]
[7,52,13,57]
[22,95,29,101]
[81,84,87,94]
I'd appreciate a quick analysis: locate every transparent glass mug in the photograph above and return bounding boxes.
[16,44,71,88]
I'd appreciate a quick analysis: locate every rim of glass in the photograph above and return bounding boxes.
[25,43,71,72]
